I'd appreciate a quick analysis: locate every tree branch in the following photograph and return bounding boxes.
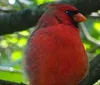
[0,66,22,73]
[0,9,16,13]
[79,23,100,46]
[16,0,25,9]
[0,79,26,85]
[79,54,100,85]
[0,0,100,35]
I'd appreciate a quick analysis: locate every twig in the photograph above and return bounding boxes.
[79,23,100,46]
[16,0,24,9]
[0,8,16,13]
[0,66,22,73]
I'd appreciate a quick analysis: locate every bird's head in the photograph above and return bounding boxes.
[37,4,86,29]
[48,4,86,27]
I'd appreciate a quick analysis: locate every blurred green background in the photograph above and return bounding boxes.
[0,0,100,85]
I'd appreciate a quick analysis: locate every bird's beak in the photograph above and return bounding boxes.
[73,13,86,22]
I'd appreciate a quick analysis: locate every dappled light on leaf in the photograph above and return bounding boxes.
[0,40,8,48]
[83,43,91,50]
[19,31,29,36]
[8,37,18,44]
[11,51,22,61]
[17,38,27,47]
[35,0,55,5]
[93,22,100,32]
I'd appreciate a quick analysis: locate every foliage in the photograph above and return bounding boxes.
[0,0,100,84]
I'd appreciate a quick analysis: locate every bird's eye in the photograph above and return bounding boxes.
[65,10,73,16]
[65,10,79,16]
[65,11,69,14]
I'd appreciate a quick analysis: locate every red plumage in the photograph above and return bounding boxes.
[25,4,89,85]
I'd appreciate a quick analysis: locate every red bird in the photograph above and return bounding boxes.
[25,4,89,85]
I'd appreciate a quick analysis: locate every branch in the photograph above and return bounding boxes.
[0,79,26,85]
[0,66,22,73]
[79,54,100,85]
[79,23,100,46]
[0,8,39,35]
[0,0,100,35]
[16,0,25,9]
[0,9,16,13]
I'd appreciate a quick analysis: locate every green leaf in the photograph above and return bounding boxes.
[0,40,8,48]
[11,51,22,61]
[93,22,100,32]
[35,0,55,5]
[17,38,27,47]
[0,71,25,83]
[19,31,29,36]
[83,43,91,50]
